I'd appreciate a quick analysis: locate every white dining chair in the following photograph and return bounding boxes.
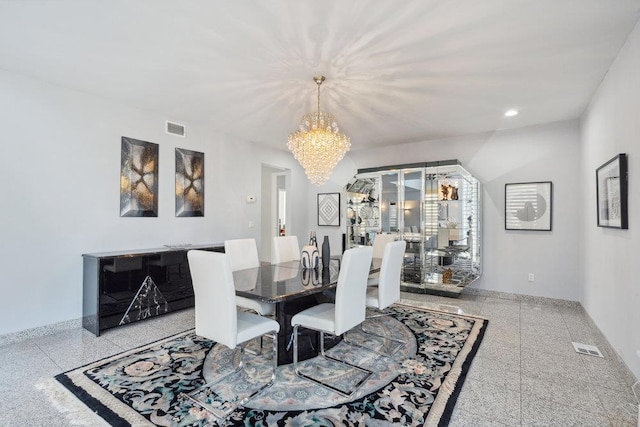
[272,235,301,264]
[371,233,397,259]
[362,240,407,356]
[368,233,397,286]
[224,239,275,316]
[290,246,374,397]
[224,238,260,271]
[182,250,280,419]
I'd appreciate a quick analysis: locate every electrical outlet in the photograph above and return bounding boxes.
[528,273,535,282]
[248,221,255,229]
[636,349,640,359]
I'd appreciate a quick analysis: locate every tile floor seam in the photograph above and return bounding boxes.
[524,391,612,424]
[29,337,66,373]
[102,335,127,353]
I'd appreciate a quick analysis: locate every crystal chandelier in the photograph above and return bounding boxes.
[287,76,351,186]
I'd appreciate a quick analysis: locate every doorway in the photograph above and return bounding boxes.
[260,164,290,263]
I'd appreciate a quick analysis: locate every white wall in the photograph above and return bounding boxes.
[260,165,279,262]
[345,120,583,301]
[305,156,360,255]
[0,70,308,335]
[580,20,640,379]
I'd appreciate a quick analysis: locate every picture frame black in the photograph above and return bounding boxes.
[120,137,159,217]
[505,181,553,231]
[317,193,341,226]
[596,153,628,229]
[175,148,204,217]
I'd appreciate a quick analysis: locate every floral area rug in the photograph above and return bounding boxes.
[55,304,487,426]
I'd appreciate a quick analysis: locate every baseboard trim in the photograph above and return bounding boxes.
[462,287,581,308]
[0,317,81,346]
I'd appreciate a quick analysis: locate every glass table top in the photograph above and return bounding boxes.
[232,259,340,303]
[232,257,381,303]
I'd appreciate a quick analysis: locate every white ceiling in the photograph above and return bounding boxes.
[1,1,639,151]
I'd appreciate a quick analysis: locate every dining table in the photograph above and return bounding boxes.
[232,256,381,365]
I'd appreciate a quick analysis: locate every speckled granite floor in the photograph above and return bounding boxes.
[1,292,637,426]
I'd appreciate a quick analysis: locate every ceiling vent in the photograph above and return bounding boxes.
[166,121,186,137]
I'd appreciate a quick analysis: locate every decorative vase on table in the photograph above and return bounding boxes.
[301,245,319,269]
[321,236,330,268]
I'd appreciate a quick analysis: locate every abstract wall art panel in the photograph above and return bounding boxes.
[505,181,552,231]
[317,192,340,226]
[175,148,204,217]
[120,137,159,217]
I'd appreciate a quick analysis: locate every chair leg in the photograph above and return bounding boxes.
[353,309,406,357]
[286,328,315,352]
[180,346,244,419]
[181,332,278,420]
[244,307,266,356]
[293,326,373,398]
[244,336,264,356]
[364,308,393,319]
[235,332,277,407]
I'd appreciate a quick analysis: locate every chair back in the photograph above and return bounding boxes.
[371,233,396,259]
[232,266,259,291]
[187,250,238,349]
[334,246,373,335]
[272,236,301,264]
[224,238,260,271]
[377,240,407,309]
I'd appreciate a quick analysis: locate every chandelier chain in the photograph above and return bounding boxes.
[316,77,321,123]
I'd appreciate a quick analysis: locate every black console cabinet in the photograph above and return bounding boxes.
[82,244,224,336]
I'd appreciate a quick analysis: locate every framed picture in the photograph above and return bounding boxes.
[596,153,628,229]
[317,193,341,226]
[175,148,204,217]
[505,181,552,231]
[120,137,159,217]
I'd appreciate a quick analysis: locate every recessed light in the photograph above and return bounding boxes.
[504,109,519,117]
